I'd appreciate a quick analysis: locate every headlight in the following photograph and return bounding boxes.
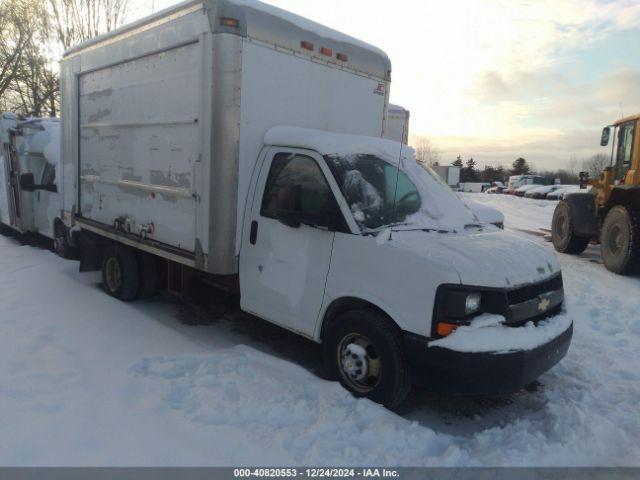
[432,287,485,338]
[465,293,481,315]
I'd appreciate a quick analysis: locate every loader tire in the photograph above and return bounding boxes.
[102,245,140,301]
[323,309,411,408]
[600,205,640,275]
[552,200,590,254]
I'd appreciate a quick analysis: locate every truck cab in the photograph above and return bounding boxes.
[239,127,572,406]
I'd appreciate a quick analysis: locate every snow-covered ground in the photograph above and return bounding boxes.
[0,194,639,466]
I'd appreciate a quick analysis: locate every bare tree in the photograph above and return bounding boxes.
[47,0,129,49]
[1,0,129,117]
[10,43,60,116]
[582,153,610,178]
[0,0,43,99]
[412,136,441,167]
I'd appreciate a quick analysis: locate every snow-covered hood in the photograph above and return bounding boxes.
[389,228,561,289]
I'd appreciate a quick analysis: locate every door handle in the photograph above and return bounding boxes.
[250,221,258,245]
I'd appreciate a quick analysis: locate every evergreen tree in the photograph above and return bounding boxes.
[462,157,478,182]
[511,157,530,175]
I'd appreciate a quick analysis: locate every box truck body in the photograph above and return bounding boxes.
[61,0,391,275]
[432,165,460,187]
[384,104,409,144]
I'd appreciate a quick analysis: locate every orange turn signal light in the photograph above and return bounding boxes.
[437,322,458,337]
[219,17,239,28]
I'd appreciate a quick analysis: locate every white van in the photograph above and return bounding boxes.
[61,0,572,406]
[0,113,73,255]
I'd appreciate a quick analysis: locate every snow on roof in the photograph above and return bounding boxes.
[64,0,390,80]
[265,126,412,164]
[227,0,386,58]
[264,126,478,231]
[388,104,408,114]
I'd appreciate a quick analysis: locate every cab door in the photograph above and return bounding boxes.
[240,148,341,337]
[1,137,22,229]
[614,120,635,183]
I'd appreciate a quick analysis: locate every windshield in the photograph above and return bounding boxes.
[325,152,476,232]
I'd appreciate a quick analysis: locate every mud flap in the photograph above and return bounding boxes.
[78,230,109,272]
[564,192,598,237]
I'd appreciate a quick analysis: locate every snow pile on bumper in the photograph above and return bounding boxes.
[428,311,573,354]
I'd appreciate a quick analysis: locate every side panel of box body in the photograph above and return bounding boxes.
[78,41,202,251]
[61,5,215,269]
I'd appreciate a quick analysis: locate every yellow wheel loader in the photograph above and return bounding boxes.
[552,114,640,275]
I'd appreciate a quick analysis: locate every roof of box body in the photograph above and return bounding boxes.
[63,0,391,81]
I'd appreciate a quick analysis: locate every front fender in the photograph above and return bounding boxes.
[564,192,598,237]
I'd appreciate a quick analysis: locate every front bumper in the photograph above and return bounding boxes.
[404,322,573,395]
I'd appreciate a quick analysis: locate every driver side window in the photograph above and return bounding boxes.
[260,153,333,223]
[616,121,635,181]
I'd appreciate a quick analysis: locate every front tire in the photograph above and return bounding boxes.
[600,205,640,275]
[102,246,140,301]
[552,200,590,254]
[53,223,76,259]
[324,309,411,408]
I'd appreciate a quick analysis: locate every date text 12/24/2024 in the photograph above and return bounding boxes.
[234,469,399,478]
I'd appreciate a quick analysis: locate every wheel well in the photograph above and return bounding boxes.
[53,218,65,235]
[320,297,399,341]
[608,188,640,211]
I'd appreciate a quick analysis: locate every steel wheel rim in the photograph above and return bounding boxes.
[337,333,381,393]
[607,224,623,255]
[54,236,65,255]
[556,213,568,239]
[105,257,122,292]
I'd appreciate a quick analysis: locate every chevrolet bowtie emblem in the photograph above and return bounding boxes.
[538,297,551,312]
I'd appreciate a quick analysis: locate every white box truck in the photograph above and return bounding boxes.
[62,0,572,406]
[432,165,460,187]
[0,113,74,255]
[384,104,410,144]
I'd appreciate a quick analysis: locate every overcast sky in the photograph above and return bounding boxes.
[136,0,640,170]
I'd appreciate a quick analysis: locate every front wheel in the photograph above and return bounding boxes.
[551,200,590,254]
[53,223,77,259]
[323,309,411,408]
[600,205,640,275]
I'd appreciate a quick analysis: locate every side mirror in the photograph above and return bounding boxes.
[579,171,590,189]
[275,185,302,228]
[600,127,611,146]
[19,173,35,192]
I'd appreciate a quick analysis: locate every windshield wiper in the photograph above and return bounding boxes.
[362,222,411,236]
[390,227,456,234]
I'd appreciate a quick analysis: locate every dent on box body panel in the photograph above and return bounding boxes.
[78,41,203,252]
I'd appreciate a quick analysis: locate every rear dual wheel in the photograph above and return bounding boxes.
[102,246,159,301]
